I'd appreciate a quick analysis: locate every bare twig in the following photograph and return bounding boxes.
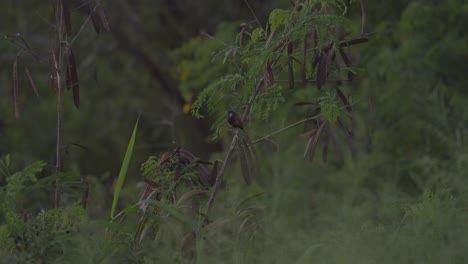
[70,15,91,45]
[250,105,350,145]
[201,32,241,52]
[2,35,50,66]
[243,0,262,28]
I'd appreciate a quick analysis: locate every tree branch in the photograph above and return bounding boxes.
[204,80,263,215]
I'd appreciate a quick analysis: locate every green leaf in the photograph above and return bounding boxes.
[269,9,290,32]
[110,117,139,218]
[250,28,265,42]
[321,103,339,123]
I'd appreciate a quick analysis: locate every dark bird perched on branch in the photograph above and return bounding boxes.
[227,110,244,130]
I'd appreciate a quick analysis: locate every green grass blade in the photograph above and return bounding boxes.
[110,118,139,218]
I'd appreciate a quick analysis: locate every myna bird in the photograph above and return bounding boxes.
[227,110,244,130]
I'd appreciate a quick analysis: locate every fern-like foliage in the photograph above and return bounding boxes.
[187,0,364,141]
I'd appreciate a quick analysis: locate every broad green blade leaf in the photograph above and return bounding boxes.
[110,118,139,218]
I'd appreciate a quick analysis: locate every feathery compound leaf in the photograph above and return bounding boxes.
[25,67,39,97]
[269,9,290,32]
[12,58,19,119]
[110,117,139,218]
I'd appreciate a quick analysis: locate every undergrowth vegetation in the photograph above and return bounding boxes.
[1,0,467,263]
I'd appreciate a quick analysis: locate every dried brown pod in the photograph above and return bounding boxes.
[95,0,110,32]
[68,49,80,108]
[295,101,316,106]
[304,121,326,161]
[90,12,101,33]
[287,42,294,89]
[338,47,354,80]
[240,136,257,179]
[301,36,307,83]
[316,51,328,89]
[62,0,72,35]
[239,23,248,48]
[12,58,19,119]
[159,152,172,164]
[66,62,72,90]
[311,31,319,69]
[89,0,110,33]
[81,177,89,209]
[335,87,352,113]
[48,48,58,94]
[266,60,274,83]
[263,59,275,95]
[360,0,367,34]
[340,38,368,47]
[238,143,251,185]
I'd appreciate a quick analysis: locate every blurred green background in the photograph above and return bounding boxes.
[1,0,468,263]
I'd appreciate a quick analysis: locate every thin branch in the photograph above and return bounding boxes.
[243,0,262,28]
[204,133,239,214]
[275,79,352,83]
[70,15,91,45]
[54,0,64,208]
[2,36,51,66]
[252,115,319,145]
[251,104,355,145]
[201,32,241,52]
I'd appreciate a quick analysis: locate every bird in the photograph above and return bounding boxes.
[227,110,244,130]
